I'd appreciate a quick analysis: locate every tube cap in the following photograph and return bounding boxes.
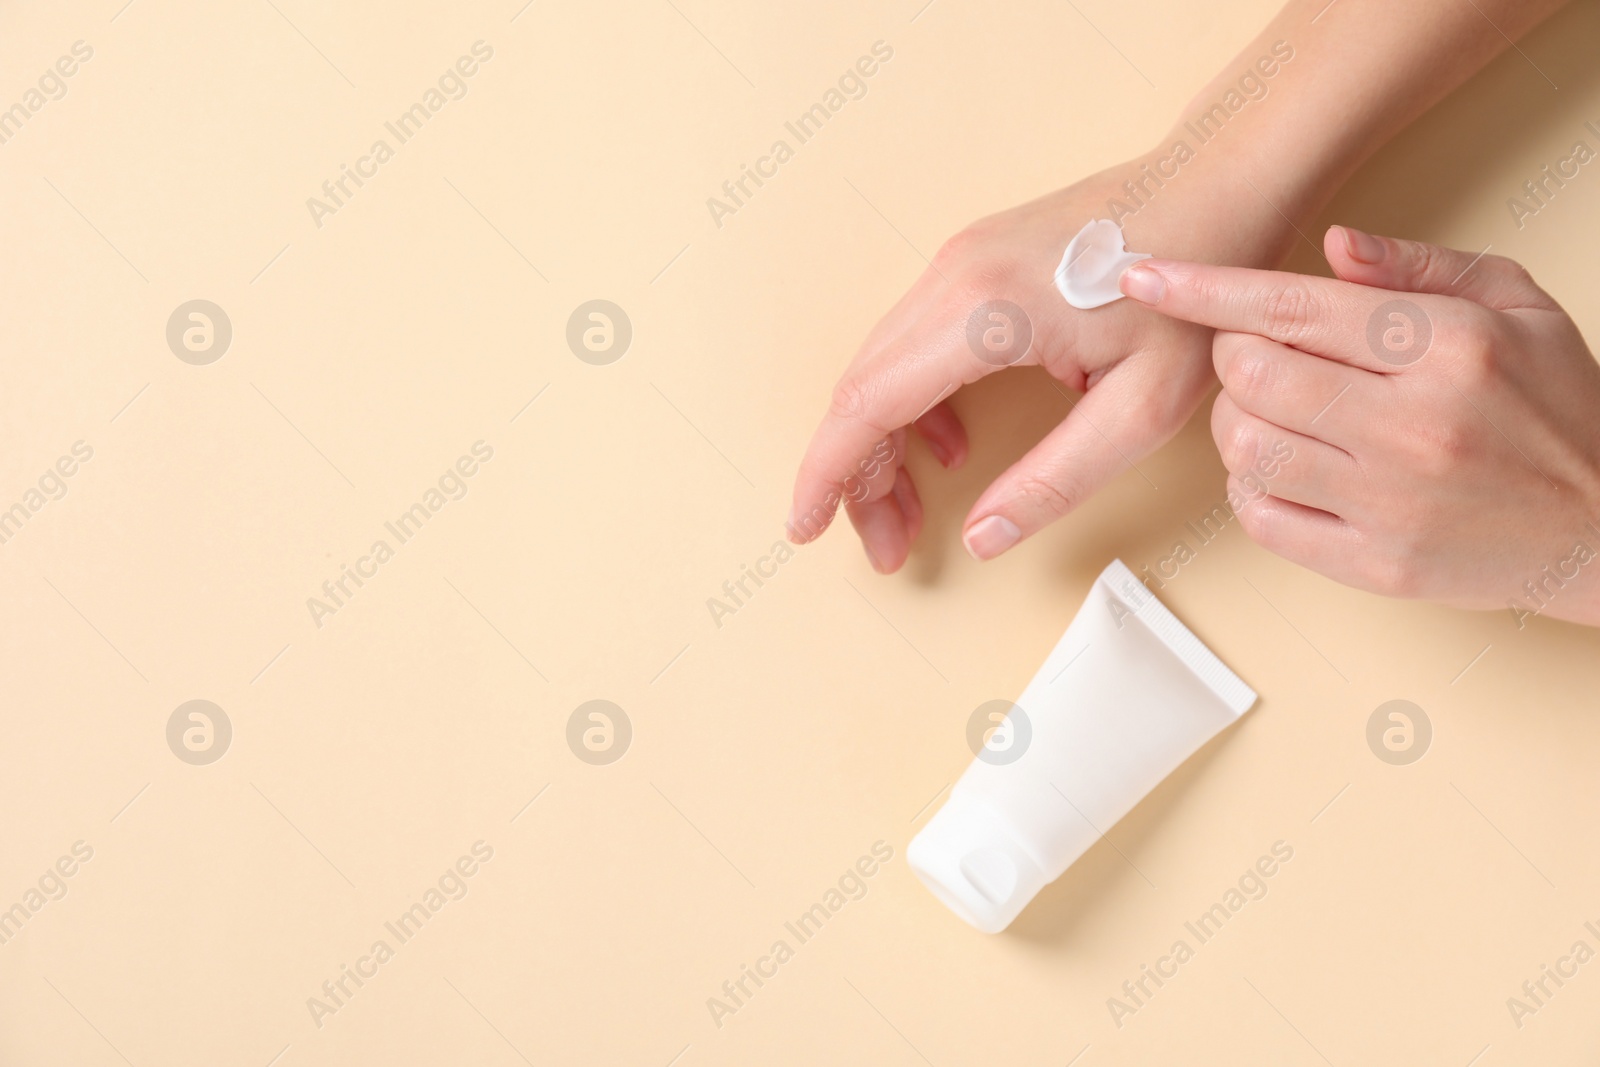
[907,796,1049,933]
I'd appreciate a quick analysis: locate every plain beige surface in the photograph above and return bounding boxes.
[3,0,1600,1064]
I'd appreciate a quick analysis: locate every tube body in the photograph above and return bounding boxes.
[908,560,1256,932]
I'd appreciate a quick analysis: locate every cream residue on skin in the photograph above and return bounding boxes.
[1053,219,1151,310]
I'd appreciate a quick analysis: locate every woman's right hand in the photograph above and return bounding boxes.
[1121,228,1600,622]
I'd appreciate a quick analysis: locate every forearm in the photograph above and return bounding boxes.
[1114,0,1570,269]
[1204,0,1565,221]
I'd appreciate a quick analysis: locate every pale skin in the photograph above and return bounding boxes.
[1121,230,1600,626]
[786,0,1578,608]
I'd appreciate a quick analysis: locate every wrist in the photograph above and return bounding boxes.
[1113,29,1363,270]
[1517,465,1600,628]
[1527,544,1600,629]
[1104,143,1301,271]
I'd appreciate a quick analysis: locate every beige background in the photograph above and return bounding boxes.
[2,0,1599,1063]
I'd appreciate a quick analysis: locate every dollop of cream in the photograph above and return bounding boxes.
[1053,219,1151,310]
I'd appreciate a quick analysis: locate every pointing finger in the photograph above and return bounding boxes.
[1120,259,1432,373]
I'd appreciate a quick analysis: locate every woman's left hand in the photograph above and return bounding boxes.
[1120,226,1600,625]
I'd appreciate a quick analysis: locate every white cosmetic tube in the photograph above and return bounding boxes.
[908,559,1256,933]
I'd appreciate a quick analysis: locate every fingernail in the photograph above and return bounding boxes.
[863,541,887,573]
[963,515,1021,561]
[924,437,952,467]
[1341,225,1386,264]
[1119,263,1166,304]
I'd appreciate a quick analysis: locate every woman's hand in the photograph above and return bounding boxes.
[1122,227,1600,624]
[786,0,1576,576]
[786,158,1292,572]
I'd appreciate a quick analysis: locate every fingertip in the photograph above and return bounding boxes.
[1119,262,1167,305]
[1323,226,1345,270]
[962,514,1021,562]
[847,494,910,574]
[892,468,925,543]
[785,493,835,545]
[1327,226,1398,291]
[913,402,969,470]
[929,433,969,471]
[1332,224,1386,266]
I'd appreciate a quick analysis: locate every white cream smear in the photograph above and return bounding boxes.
[1053,219,1151,310]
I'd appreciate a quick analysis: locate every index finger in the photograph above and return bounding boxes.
[1120,259,1432,374]
[789,315,992,544]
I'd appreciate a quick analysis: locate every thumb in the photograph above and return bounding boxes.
[961,355,1207,560]
[1324,225,1557,312]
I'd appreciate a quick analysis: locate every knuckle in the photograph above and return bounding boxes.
[1483,252,1522,280]
[827,375,879,429]
[1368,548,1427,599]
[1226,349,1275,407]
[1220,416,1260,473]
[842,474,886,504]
[1212,329,1252,369]
[1484,253,1546,300]
[1116,373,1198,444]
[1397,419,1465,478]
[933,223,991,271]
[1231,491,1275,546]
[1259,282,1318,343]
[1213,331,1243,378]
[1432,419,1475,466]
[1407,240,1442,285]
[1119,386,1170,435]
[1352,512,1434,597]
[1443,316,1503,390]
[949,257,1018,301]
[932,233,969,270]
[1012,473,1077,518]
[1361,554,1414,598]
